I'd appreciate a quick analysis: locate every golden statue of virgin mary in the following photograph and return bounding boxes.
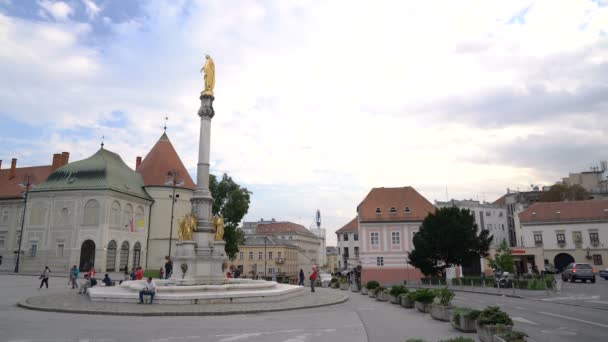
[200,54,215,96]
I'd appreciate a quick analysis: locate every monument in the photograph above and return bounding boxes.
[87,54,306,304]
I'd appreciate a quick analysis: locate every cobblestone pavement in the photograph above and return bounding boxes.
[20,287,348,316]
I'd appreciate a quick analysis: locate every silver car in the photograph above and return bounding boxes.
[561,263,596,283]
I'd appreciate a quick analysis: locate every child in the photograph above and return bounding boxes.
[159,267,164,280]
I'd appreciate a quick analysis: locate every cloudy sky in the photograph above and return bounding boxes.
[1,0,607,245]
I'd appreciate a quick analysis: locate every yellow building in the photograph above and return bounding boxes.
[326,246,338,274]
[230,236,298,280]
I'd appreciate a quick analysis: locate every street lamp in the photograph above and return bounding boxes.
[14,175,31,273]
[166,169,183,258]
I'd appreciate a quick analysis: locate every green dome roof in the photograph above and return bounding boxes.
[33,148,151,200]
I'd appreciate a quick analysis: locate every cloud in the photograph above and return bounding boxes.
[81,0,101,19]
[38,0,72,21]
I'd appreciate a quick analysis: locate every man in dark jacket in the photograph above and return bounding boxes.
[164,256,173,279]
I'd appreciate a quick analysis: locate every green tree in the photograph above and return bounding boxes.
[539,183,589,202]
[209,173,251,260]
[407,207,493,276]
[487,240,514,273]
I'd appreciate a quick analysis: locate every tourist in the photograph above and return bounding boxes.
[78,274,97,294]
[226,271,232,278]
[102,274,112,287]
[164,256,173,279]
[70,265,79,289]
[39,266,51,289]
[135,267,144,280]
[138,277,156,304]
[309,267,318,292]
[130,267,137,280]
[159,267,164,280]
[298,269,305,286]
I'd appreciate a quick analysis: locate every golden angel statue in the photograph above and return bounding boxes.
[178,214,197,241]
[200,54,215,96]
[212,214,225,241]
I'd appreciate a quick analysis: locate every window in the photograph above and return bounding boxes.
[0,235,5,249]
[502,224,505,231]
[268,251,273,260]
[499,212,504,217]
[343,233,349,241]
[1,209,8,225]
[376,256,384,266]
[354,233,359,241]
[83,200,100,225]
[371,232,379,246]
[487,223,492,230]
[375,207,381,214]
[354,246,359,257]
[30,243,37,257]
[593,254,603,265]
[486,211,491,216]
[590,232,600,245]
[337,234,340,241]
[391,231,400,245]
[0,255,2,265]
[405,207,411,213]
[239,252,243,260]
[337,247,340,256]
[533,233,543,246]
[258,251,263,260]
[57,244,64,257]
[288,236,292,240]
[249,251,253,260]
[278,267,281,273]
[277,252,282,259]
[390,207,397,214]
[110,201,121,226]
[268,267,274,274]
[343,247,349,258]
[556,233,566,245]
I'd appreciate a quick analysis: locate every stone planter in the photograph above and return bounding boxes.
[368,290,377,298]
[493,334,536,342]
[331,282,339,289]
[400,295,414,308]
[361,287,368,295]
[451,314,477,333]
[415,301,431,313]
[430,304,453,322]
[339,283,349,290]
[388,294,399,304]
[476,322,513,342]
[376,291,388,301]
[350,284,360,292]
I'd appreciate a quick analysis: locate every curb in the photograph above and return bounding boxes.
[17,293,349,317]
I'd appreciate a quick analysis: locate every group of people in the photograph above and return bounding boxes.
[298,267,319,292]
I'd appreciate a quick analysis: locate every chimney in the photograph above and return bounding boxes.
[51,154,62,171]
[9,158,17,179]
[61,152,70,166]
[136,156,142,169]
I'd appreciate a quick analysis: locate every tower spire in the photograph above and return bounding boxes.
[101,135,105,149]
[164,116,168,132]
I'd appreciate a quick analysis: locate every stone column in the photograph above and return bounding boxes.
[191,95,215,233]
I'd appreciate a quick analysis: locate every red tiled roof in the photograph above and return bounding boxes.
[519,200,608,224]
[256,221,315,237]
[0,165,54,199]
[336,217,358,233]
[136,133,195,190]
[492,194,508,206]
[357,186,436,222]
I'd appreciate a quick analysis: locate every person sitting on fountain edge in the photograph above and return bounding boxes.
[138,277,156,304]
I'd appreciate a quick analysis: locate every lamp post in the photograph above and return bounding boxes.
[166,169,182,259]
[14,175,31,273]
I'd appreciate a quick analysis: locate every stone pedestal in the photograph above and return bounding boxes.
[170,241,197,285]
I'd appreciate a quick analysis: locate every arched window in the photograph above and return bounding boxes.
[110,201,121,227]
[135,206,145,232]
[83,200,100,226]
[132,242,141,268]
[119,241,129,272]
[123,204,133,231]
[106,240,117,271]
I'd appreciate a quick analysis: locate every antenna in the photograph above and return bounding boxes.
[164,116,168,132]
[101,135,105,149]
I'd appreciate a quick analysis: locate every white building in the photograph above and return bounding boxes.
[519,200,608,272]
[335,217,359,271]
[436,199,509,247]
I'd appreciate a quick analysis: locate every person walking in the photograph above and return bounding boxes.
[39,266,51,289]
[164,256,173,279]
[298,269,305,286]
[70,265,79,289]
[309,267,318,292]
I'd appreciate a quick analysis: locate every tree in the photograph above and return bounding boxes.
[209,173,251,260]
[407,206,493,276]
[487,240,514,273]
[539,183,589,202]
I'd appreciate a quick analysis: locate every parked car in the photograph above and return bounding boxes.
[543,265,559,274]
[599,269,608,280]
[561,263,596,283]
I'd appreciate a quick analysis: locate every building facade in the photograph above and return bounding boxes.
[326,246,338,274]
[336,217,360,271]
[358,187,435,285]
[519,200,608,272]
[493,190,543,247]
[231,235,298,279]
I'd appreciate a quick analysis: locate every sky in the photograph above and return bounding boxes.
[1,0,608,246]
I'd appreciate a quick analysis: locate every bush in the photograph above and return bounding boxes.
[390,285,408,297]
[434,287,454,306]
[330,277,338,284]
[366,280,380,290]
[143,270,160,278]
[406,291,417,302]
[339,276,348,284]
[374,286,386,296]
[412,289,435,304]
[438,338,475,342]
[497,330,528,342]
[478,306,513,326]
[451,307,481,325]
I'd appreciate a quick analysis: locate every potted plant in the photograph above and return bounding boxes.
[339,277,349,290]
[413,289,436,313]
[374,286,388,301]
[366,280,379,298]
[361,284,368,295]
[330,277,339,289]
[476,306,513,342]
[387,285,407,304]
[451,307,480,333]
[400,291,415,308]
[493,330,530,342]
[430,287,455,322]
